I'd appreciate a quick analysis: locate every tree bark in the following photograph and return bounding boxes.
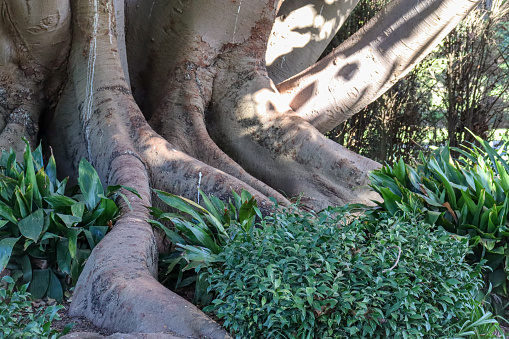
[266,0,361,83]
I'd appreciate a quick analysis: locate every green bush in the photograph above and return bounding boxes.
[0,276,73,338]
[150,188,261,304]
[204,207,499,338]
[0,142,135,300]
[369,135,509,309]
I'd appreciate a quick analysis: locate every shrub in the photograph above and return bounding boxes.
[0,276,73,338]
[150,188,261,304]
[0,141,135,300]
[204,207,499,338]
[369,135,509,312]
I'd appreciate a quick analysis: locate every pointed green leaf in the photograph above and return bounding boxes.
[78,158,104,210]
[0,237,19,271]
[88,226,108,247]
[148,219,187,245]
[47,270,63,302]
[19,254,32,284]
[14,188,29,218]
[57,213,82,228]
[22,139,42,208]
[67,228,81,259]
[57,239,72,274]
[29,269,50,299]
[32,143,44,171]
[45,194,77,208]
[46,150,58,188]
[18,209,44,242]
[71,201,85,218]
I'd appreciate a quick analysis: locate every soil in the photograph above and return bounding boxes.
[49,296,113,336]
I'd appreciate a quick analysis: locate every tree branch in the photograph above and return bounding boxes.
[277,0,481,134]
[266,0,360,83]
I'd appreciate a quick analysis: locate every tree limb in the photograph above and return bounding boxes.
[277,0,480,134]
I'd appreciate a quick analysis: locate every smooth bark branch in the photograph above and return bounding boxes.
[266,0,360,83]
[278,0,480,134]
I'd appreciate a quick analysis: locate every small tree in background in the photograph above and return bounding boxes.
[438,0,509,148]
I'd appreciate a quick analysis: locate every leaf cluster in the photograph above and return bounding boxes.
[150,188,262,303]
[0,142,131,300]
[0,276,73,338]
[204,207,499,338]
[369,133,509,310]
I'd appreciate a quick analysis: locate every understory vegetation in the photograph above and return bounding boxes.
[153,177,504,338]
[0,143,130,336]
[370,135,509,319]
[0,276,72,338]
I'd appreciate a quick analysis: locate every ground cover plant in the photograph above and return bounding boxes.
[0,275,72,338]
[369,134,509,315]
[150,188,262,304]
[0,142,132,301]
[154,191,501,338]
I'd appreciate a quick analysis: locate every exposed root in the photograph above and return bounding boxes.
[69,156,230,338]
[49,1,232,336]
[137,130,279,213]
[149,66,289,204]
[209,57,380,211]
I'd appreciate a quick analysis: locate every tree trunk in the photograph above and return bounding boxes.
[0,0,479,335]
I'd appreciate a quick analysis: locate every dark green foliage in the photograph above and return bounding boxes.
[0,142,130,300]
[369,135,509,311]
[0,276,73,338]
[204,207,499,338]
[150,189,261,302]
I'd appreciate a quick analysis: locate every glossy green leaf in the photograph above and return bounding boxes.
[45,194,77,208]
[57,213,82,228]
[30,269,50,299]
[88,226,108,247]
[57,238,72,274]
[0,201,18,224]
[105,184,141,199]
[67,228,81,259]
[36,168,52,199]
[489,269,507,288]
[0,237,19,271]
[46,151,58,188]
[78,158,104,210]
[71,201,85,218]
[22,139,42,208]
[94,198,118,226]
[47,269,63,302]
[148,219,187,245]
[19,254,32,284]
[31,143,44,172]
[18,209,44,242]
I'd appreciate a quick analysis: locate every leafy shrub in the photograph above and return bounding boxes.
[204,207,499,338]
[0,276,73,338]
[150,189,261,304]
[369,135,509,307]
[0,142,133,300]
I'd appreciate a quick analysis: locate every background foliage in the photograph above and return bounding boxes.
[326,0,509,164]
